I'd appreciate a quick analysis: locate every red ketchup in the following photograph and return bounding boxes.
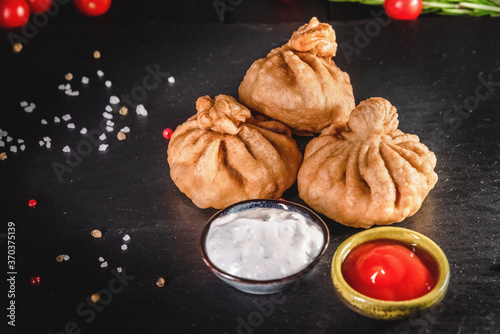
[342,239,436,301]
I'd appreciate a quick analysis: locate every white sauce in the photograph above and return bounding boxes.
[206,207,324,280]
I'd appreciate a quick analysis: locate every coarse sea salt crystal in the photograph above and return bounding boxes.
[80,127,88,135]
[46,142,51,148]
[81,76,89,84]
[99,133,106,140]
[117,267,122,273]
[103,112,113,119]
[109,96,120,104]
[168,76,175,84]
[70,91,79,96]
[20,145,25,151]
[39,140,45,147]
[0,130,6,136]
[121,244,128,251]
[0,141,4,147]
[41,119,48,125]
[136,104,148,116]
[20,101,28,107]
[62,145,70,153]
[100,261,108,268]
[105,105,112,112]
[105,80,112,87]
[97,70,104,77]
[43,136,51,142]
[120,126,130,133]
[99,144,109,152]
[10,146,17,153]
[122,234,130,241]
[62,114,71,121]
[54,116,60,123]
[24,105,35,113]
[65,83,71,90]
[18,139,24,144]
[58,84,66,90]
[106,126,113,132]
[106,120,114,126]
[7,136,12,142]
[99,257,105,262]
[67,123,75,129]
[63,255,70,261]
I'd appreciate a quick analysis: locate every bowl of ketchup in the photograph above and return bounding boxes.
[331,227,450,320]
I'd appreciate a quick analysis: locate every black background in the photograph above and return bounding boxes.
[1,0,499,333]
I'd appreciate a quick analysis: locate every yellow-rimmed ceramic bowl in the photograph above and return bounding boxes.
[331,226,450,320]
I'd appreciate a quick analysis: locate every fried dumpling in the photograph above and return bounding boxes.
[167,94,303,209]
[239,17,355,135]
[298,98,438,228]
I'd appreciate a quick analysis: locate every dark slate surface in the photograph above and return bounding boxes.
[1,13,500,334]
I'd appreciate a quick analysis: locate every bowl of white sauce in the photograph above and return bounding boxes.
[200,199,330,294]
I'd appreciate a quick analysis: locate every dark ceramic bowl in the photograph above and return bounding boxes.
[200,199,330,295]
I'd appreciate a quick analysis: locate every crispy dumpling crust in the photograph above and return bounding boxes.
[239,17,355,135]
[298,98,438,228]
[167,95,303,209]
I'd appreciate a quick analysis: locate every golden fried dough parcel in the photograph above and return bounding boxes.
[167,94,302,209]
[239,17,355,135]
[298,98,438,228]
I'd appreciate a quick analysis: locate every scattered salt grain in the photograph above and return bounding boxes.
[117,267,122,273]
[99,133,106,140]
[69,90,79,96]
[168,76,175,84]
[0,130,7,136]
[46,142,51,149]
[67,123,75,129]
[122,234,130,242]
[105,105,112,112]
[18,139,24,143]
[63,255,70,261]
[105,80,112,87]
[62,114,72,121]
[100,261,108,268]
[106,120,114,126]
[81,76,89,84]
[97,70,104,77]
[136,104,148,116]
[24,105,35,113]
[43,136,51,142]
[20,101,28,107]
[106,126,113,132]
[102,112,113,119]
[65,83,71,90]
[58,84,66,90]
[62,145,70,153]
[20,145,25,151]
[54,116,60,123]
[121,244,128,251]
[80,127,88,135]
[7,136,12,142]
[120,126,130,133]
[10,146,17,153]
[39,140,45,147]
[98,256,105,262]
[41,119,47,125]
[110,96,120,104]
[0,141,4,147]
[99,144,109,152]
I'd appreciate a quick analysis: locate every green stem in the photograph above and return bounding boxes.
[458,2,500,10]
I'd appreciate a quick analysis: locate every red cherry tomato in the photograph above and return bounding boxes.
[74,0,111,16]
[0,0,30,28]
[26,0,51,13]
[384,0,422,20]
